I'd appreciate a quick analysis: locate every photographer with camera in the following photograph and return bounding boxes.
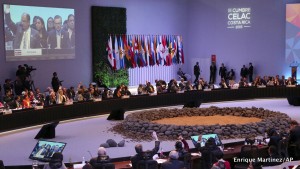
[16,65,26,84]
[130,131,160,169]
[51,72,63,93]
[23,64,37,77]
[15,64,37,91]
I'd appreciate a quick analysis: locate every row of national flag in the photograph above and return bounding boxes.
[106,34,184,70]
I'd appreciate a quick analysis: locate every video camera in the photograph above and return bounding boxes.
[24,64,37,76]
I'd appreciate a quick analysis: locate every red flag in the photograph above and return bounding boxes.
[106,35,115,70]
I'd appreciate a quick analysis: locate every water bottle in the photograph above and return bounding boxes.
[69,157,74,169]
[82,156,85,164]
[264,132,268,143]
[264,132,268,139]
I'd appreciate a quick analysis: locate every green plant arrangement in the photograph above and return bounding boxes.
[91,6,128,87]
[94,62,129,87]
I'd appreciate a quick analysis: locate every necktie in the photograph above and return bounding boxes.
[23,31,27,49]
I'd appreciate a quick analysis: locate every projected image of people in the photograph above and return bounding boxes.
[48,15,66,49]
[35,16,48,48]
[3,4,75,61]
[29,140,67,161]
[48,14,75,49]
[47,17,54,32]
[65,14,75,49]
[4,5,41,49]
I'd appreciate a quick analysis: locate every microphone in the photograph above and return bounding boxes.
[87,150,93,158]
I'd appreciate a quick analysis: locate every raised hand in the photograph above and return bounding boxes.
[152,131,158,141]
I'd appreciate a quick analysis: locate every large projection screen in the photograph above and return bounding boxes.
[286,4,300,64]
[3,4,75,61]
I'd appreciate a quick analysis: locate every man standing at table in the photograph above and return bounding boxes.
[248,62,254,83]
[219,63,227,80]
[209,62,217,84]
[240,65,248,79]
[194,62,200,83]
[51,72,62,93]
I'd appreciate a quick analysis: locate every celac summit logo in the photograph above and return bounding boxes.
[227,8,251,29]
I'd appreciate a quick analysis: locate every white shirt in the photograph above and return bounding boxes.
[56,30,62,49]
[68,28,73,39]
[20,27,31,49]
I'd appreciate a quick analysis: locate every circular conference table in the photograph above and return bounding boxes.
[1,86,300,133]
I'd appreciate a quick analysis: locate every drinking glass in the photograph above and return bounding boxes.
[32,160,39,169]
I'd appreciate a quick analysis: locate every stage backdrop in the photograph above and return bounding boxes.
[286,3,300,64]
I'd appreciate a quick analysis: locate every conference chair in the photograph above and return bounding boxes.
[93,162,115,169]
[0,160,4,169]
[137,159,158,169]
[278,139,289,158]
[183,153,192,169]
[234,145,259,169]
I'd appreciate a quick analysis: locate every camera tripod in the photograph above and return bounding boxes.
[26,74,36,91]
[30,80,36,91]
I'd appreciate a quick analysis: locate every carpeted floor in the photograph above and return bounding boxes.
[0,98,299,166]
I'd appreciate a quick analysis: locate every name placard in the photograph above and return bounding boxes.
[14,49,42,56]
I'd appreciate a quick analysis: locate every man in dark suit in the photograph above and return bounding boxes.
[209,62,217,84]
[62,14,75,49]
[263,146,283,167]
[47,15,68,49]
[161,150,185,169]
[267,128,281,149]
[193,62,200,83]
[196,137,222,169]
[51,72,62,93]
[131,131,160,169]
[43,152,67,169]
[4,5,40,49]
[288,120,300,160]
[240,65,248,79]
[175,136,190,169]
[248,62,254,82]
[89,147,110,168]
[219,63,227,80]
